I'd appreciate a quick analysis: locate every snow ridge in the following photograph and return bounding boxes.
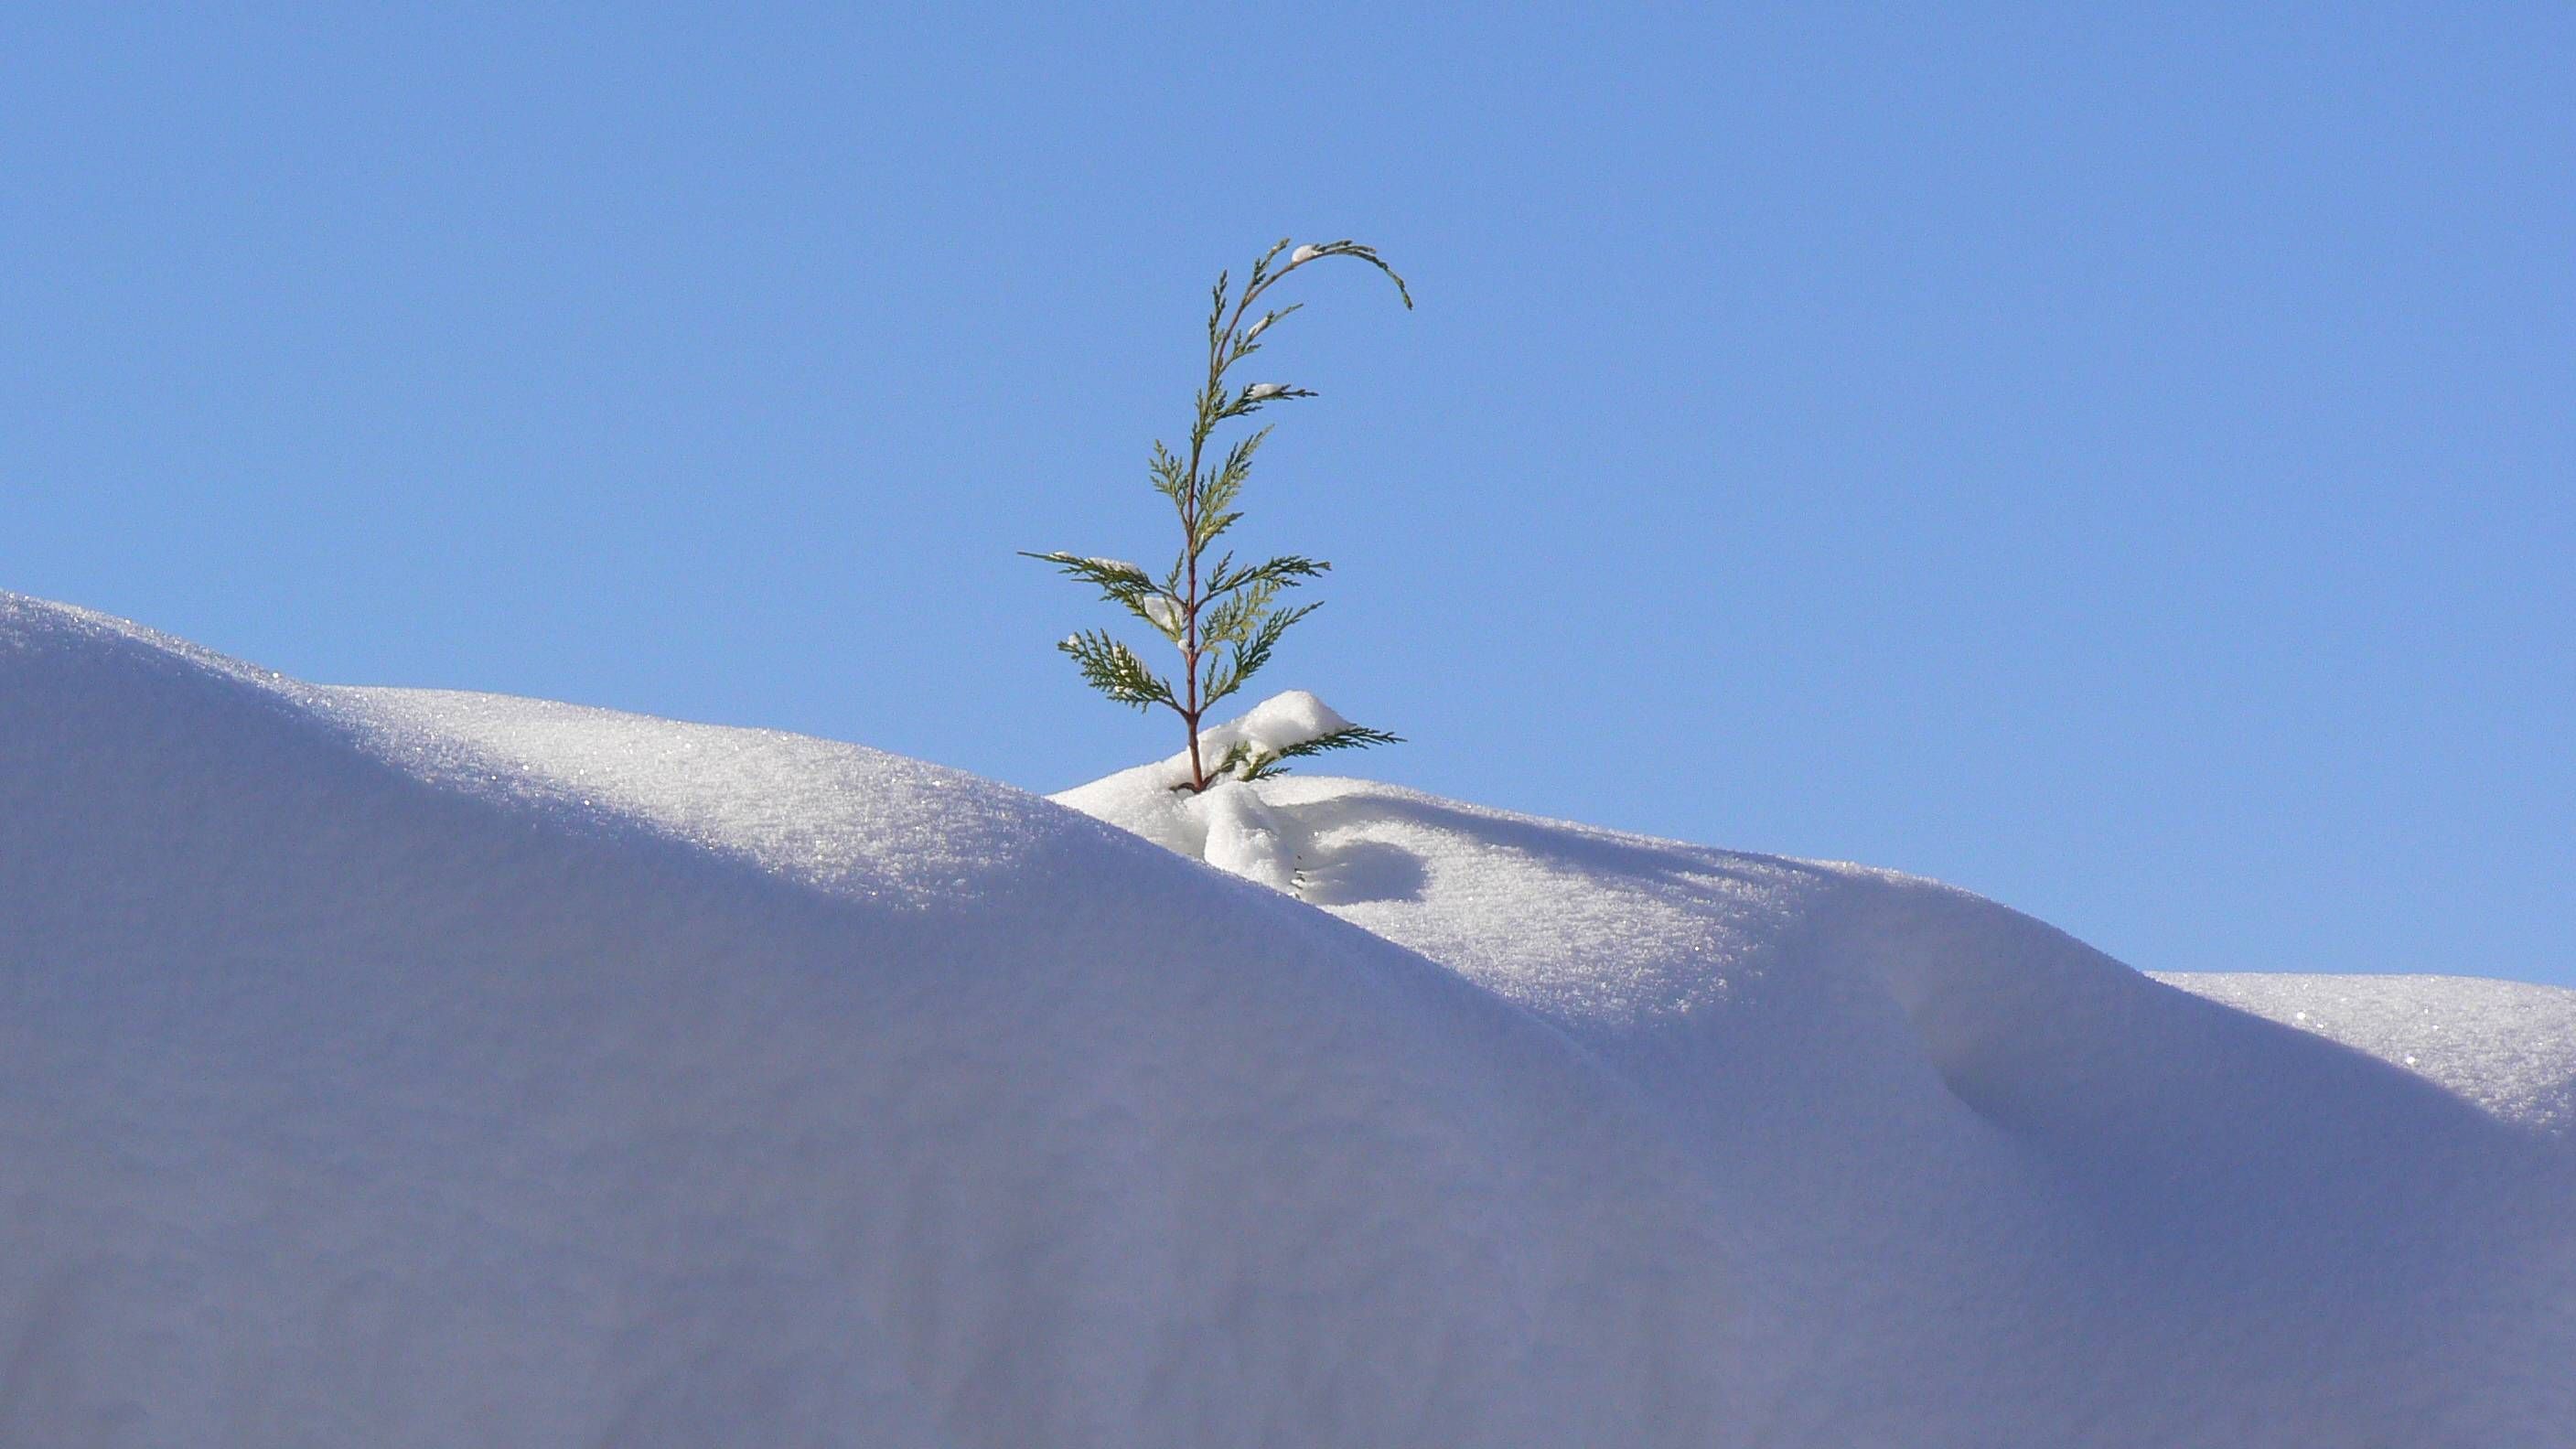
[5,594,2573,1447]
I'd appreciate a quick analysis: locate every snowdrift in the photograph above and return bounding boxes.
[5,593,2571,1447]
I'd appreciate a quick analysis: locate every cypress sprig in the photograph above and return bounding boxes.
[1026,239,1410,793]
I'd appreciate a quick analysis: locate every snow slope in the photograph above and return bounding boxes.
[5,593,2573,1446]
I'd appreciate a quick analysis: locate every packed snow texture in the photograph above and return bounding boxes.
[5,593,2573,1447]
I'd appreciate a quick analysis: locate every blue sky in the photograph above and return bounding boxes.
[5,4,2569,985]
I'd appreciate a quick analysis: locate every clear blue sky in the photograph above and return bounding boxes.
[5,4,2569,985]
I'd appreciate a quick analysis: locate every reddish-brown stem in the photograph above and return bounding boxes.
[1181,483,1205,791]
[1172,251,1316,793]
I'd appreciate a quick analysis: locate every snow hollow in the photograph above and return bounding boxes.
[5,593,2572,1446]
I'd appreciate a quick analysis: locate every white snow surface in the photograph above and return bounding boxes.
[6,595,2575,1447]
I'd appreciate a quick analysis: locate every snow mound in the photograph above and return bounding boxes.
[7,595,2575,1447]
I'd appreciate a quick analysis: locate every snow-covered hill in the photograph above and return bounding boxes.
[5,593,2572,1446]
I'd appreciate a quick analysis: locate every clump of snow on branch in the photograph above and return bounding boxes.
[1197,689,1355,765]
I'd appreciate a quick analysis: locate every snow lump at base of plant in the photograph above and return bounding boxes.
[1054,689,1365,892]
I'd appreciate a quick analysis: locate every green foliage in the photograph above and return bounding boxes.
[1052,627,1175,711]
[1026,239,1410,793]
[1225,724,1406,784]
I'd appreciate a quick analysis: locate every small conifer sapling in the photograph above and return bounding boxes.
[1027,239,1409,793]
